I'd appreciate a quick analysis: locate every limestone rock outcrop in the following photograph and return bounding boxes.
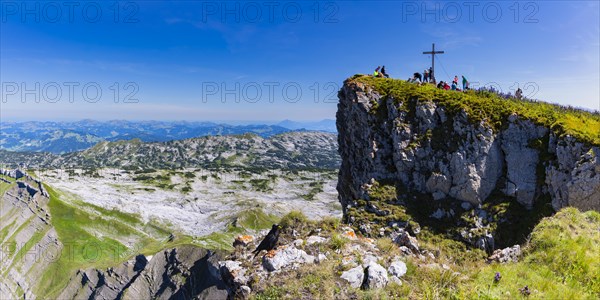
[340,266,365,288]
[58,246,229,300]
[362,261,389,289]
[262,245,315,272]
[337,79,599,214]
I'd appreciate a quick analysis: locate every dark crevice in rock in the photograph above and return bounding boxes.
[114,255,148,300]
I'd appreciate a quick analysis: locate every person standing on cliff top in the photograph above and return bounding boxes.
[423,69,430,83]
[516,88,523,100]
[429,67,434,83]
[453,75,459,85]
[462,75,469,90]
[381,66,390,78]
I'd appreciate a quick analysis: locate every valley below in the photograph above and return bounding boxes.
[34,167,341,238]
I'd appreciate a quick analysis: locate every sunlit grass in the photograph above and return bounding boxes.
[251,207,599,299]
[457,208,600,299]
[354,76,600,146]
[35,184,181,298]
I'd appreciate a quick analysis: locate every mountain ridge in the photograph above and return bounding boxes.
[1,119,337,154]
[0,131,340,170]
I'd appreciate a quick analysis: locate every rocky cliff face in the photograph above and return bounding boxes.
[57,246,227,300]
[0,170,230,299]
[337,78,599,217]
[0,173,56,299]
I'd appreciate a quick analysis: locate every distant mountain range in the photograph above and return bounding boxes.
[275,119,336,132]
[0,119,337,154]
[0,131,340,170]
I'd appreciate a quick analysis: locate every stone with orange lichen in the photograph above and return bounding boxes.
[265,249,277,258]
[233,235,255,247]
[343,230,357,240]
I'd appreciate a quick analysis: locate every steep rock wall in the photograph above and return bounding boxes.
[58,246,228,300]
[337,79,599,215]
[0,177,58,299]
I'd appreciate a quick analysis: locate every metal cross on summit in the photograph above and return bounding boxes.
[423,43,444,84]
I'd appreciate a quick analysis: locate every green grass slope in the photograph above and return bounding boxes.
[458,207,600,299]
[251,208,599,299]
[0,174,15,196]
[195,208,279,251]
[35,185,185,298]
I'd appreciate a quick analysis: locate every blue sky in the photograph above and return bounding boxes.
[1,0,599,121]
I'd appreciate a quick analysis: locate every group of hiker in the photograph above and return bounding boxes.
[405,68,470,92]
[409,67,434,83]
[370,66,526,100]
[373,66,390,78]
[373,66,476,93]
[436,75,469,91]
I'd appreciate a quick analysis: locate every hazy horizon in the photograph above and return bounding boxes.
[0,118,336,124]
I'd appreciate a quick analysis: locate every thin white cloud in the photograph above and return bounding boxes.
[422,25,483,50]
